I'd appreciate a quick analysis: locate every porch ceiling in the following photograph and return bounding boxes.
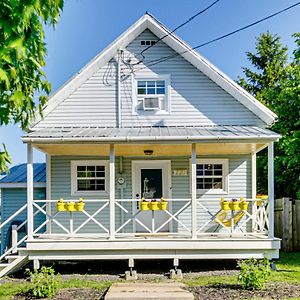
[34,142,267,156]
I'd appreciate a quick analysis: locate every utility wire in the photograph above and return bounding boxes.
[135,0,222,64]
[134,1,300,71]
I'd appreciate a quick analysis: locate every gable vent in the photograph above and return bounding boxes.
[140,40,156,46]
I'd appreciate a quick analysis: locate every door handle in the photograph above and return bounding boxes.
[136,194,140,209]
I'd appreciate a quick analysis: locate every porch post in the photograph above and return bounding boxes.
[109,144,115,239]
[251,152,257,232]
[191,143,197,239]
[268,142,274,239]
[27,144,34,240]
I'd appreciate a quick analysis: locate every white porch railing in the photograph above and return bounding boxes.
[30,197,269,239]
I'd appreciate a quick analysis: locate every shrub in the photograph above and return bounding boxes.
[238,258,271,290]
[26,266,60,298]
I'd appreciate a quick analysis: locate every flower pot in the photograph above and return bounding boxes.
[56,201,66,212]
[256,195,268,207]
[150,201,160,210]
[75,202,85,212]
[221,201,230,211]
[230,201,241,211]
[140,201,150,211]
[159,201,168,210]
[66,202,76,212]
[239,201,249,210]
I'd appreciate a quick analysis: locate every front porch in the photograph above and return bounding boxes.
[23,132,279,257]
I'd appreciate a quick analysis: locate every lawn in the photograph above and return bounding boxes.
[183,251,300,286]
[0,252,299,299]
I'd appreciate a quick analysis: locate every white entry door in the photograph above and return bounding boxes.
[132,160,171,233]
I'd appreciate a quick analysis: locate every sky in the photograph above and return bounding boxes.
[1,0,300,166]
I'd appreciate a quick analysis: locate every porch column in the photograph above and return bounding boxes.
[109,144,115,239]
[191,143,197,239]
[268,142,274,239]
[251,152,257,232]
[27,144,34,240]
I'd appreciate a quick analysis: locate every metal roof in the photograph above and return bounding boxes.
[0,163,46,185]
[22,126,280,143]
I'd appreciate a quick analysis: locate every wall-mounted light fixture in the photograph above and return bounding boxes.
[144,150,154,156]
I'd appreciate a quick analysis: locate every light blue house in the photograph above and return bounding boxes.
[0,13,280,277]
[0,164,46,254]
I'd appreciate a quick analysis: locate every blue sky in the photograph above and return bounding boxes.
[1,0,300,165]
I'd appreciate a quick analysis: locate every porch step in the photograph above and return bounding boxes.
[6,255,20,263]
[105,283,194,300]
[0,255,29,278]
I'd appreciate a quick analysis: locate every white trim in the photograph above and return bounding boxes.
[192,158,229,195]
[268,142,274,238]
[131,160,172,232]
[70,160,109,196]
[27,144,34,240]
[132,74,171,115]
[191,144,197,239]
[109,144,115,239]
[30,14,276,129]
[46,155,52,234]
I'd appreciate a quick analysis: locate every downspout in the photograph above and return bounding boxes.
[117,50,122,128]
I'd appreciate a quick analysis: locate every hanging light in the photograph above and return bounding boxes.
[144,149,154,155]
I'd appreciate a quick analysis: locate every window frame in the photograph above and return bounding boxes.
[193,159,229,195]
[71,160,109,196]
[132,74,171,115]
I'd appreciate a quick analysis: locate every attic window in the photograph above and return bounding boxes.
[140,40,156,46]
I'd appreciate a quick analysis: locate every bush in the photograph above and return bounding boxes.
[238,258,271,290]
[27,266,60,298]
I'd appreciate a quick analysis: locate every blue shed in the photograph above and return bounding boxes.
[0,163,46,254]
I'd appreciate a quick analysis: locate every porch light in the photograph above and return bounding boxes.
[144,149,154,155]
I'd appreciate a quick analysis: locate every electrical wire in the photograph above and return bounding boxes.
[135,0,222,64]
[133,1,300,72]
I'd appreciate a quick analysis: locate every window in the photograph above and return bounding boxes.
[140,40,156,46]
[133,75,170,114]
[71,161,109,195]
[195,159,228,194]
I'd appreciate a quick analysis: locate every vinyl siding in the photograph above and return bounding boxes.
[50,155,251,234]
[1,188,46,253]
[34,29,265,129]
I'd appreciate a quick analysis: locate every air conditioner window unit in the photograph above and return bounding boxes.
[143,97,160,110]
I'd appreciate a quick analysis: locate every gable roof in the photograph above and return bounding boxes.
[0,163,46,188]
[31,13,277,128]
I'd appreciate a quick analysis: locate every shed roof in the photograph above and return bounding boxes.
[0,163,46,188]
[22,126,280,143]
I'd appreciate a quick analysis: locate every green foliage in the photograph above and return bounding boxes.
[27,266,60,298]
[0,0,64,172]
[0,143,11,173]
[238,32,300,199]
[238,258,271,290]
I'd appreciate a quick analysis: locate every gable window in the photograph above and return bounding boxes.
[133,75,170,114]
[71,161,109,195]
[195,159,229,194]
[140,40,156,46]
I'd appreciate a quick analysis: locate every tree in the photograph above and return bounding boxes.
[0,0,64,172]
[238,32,300,199]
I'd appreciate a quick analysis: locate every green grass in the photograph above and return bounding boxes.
[0,278,112,300]
[183,252,300,287]
[0,252,299,299]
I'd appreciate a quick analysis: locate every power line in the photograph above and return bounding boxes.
[135,0,222,64]
[134,1,300,71]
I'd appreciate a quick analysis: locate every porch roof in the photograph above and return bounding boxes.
[22,126,280,144]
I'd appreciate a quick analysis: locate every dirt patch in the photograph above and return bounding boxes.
[188,282,300,300]
[13,287,107,300]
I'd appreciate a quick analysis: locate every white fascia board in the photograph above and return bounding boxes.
[30,15,150,129]
[0,182,46,188]
[146,17,277,126]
